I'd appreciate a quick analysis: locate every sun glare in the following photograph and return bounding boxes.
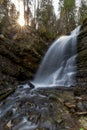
[18,16,25,27]
[17,1,25,27]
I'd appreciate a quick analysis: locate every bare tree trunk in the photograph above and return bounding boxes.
[26,0,29,25]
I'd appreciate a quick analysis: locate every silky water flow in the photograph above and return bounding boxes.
[33,26,81,88]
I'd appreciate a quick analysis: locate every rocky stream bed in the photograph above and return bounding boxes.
[1,85,87,130]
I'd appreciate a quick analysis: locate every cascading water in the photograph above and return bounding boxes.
[33,26,81,87]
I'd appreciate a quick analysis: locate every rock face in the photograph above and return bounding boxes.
[0,32,49,87]
[77,19,87,86]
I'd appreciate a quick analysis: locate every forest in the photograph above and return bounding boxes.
[0,0,87,130]
[0,0,87,39]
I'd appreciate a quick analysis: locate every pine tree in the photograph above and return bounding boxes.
[78,0,87,24]
[59,0,76,34]
[36,0,57,39]
[0,0,10,32]
[9,3,18,24]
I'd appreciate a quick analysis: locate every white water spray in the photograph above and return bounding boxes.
[33,26,81,88]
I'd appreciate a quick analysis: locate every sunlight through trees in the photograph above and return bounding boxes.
[0,0,87,36]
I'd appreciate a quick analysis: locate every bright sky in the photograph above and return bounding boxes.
[75,0,81,7]
[53,0,59,16]
[11,0,19,11]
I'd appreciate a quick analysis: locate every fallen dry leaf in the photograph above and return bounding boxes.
[6,120,12,129]
[64,102,76,108]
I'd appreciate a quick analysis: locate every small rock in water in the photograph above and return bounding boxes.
[76,102,85,111]
[28,82,35,89]
[48,94,58,101]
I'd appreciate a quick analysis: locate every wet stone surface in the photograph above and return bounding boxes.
[0,85,87,130]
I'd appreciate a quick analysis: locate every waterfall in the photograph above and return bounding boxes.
[33,26,81,88]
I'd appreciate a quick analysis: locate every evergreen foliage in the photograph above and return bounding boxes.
[0,0,87,39]
[59,0,76,34]
[79,0,87,24]
[36,0,57,40]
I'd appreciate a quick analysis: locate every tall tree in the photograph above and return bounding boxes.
[0,0,11,32]
[59,0,76,34]
[0,0,9,19]
[36,0,57,39]
[9,2,18,24]
[78,0,87,24]
[23,0,32,26]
